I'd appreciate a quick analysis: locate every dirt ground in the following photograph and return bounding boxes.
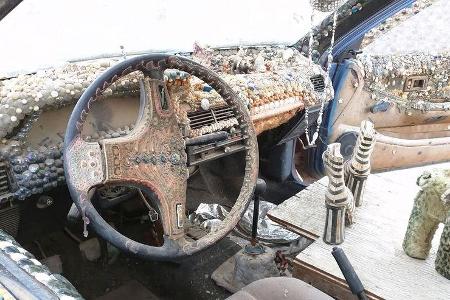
[17,186,240,300]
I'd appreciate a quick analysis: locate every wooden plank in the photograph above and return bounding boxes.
[268,163,450,239]
[269,163,450,300]
[292,260,383,300]
[267,174,405,239]
[267,178,328,239]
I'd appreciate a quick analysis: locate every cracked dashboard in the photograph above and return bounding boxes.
[0,46,333,202]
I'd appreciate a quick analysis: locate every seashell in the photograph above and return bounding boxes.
[254,54,266,72]
[200,98,210,110]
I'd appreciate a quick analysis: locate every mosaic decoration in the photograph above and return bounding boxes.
[0,61,141,138]
[0,46,332,202]
[0,47,332,138]
[358,52,450,114]
[168,59,332,136]
[297,0,440,63]
[311,0,345,12]
[0,230,83,299]
[294,0,373,62]
[403,169,450,279]
[1,141,64,201]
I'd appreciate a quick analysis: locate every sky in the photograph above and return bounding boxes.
[0,0,328,75]
[364,0,449,55]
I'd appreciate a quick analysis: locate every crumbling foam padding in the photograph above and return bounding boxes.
[211,246,280,293]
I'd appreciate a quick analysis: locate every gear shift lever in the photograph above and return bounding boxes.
[245,178,267,255]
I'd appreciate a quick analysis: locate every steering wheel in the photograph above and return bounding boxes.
[63,54,258,260]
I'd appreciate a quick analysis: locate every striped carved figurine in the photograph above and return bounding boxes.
[345,120,377,207]
[322,143,353,245]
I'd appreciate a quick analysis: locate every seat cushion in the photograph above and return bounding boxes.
[227,277,333,300]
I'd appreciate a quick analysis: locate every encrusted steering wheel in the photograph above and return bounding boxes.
[64,54,258,260]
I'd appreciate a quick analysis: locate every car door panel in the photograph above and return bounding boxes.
[328,51,450,172]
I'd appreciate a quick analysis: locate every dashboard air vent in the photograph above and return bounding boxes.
[0,204,20,237]
[310,75,325,92]
[0,161,12,203]
[188,106,234,130]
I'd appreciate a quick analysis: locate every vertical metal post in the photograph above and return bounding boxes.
[245,178,267,254]
[251,193,260,246]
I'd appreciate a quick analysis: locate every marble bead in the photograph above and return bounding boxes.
[22,170,33,181]
[45,158,54,166]
[25,152,38,163]
[11,156,25,165]
[28,164,39,173]
[13,164,27,173]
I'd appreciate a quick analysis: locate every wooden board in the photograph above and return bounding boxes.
[268,163,450,300]
[267,179,328,239]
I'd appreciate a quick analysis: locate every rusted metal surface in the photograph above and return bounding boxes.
[102,77,188,239]
[65,137,104,193]
[167,55,258,255]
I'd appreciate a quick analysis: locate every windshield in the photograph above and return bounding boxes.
[362,0,449,55]
[0,0,328,76]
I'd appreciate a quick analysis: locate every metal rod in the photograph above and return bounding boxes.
[332,247,368,300]
[185,131,229,146]
[251,195,260,246]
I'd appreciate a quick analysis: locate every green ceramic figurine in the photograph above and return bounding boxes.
[403,169,450,279]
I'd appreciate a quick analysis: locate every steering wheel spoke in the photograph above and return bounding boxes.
[65,137,105,195]
[100,74,188,238]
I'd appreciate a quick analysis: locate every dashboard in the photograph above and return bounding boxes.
[0,45,333,203]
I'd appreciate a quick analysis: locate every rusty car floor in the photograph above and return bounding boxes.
[16,186,239,300]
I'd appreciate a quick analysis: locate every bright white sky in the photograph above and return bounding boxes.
[0,0,328,76]
[363,0,449,55]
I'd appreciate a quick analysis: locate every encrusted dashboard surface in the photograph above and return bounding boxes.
[358,52,450,114]
[357,0,450,114]
[0,46,332,201]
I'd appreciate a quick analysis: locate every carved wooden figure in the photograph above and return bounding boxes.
[322,143,354,245]
[403,169,450,279]
[345,120,377,207]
